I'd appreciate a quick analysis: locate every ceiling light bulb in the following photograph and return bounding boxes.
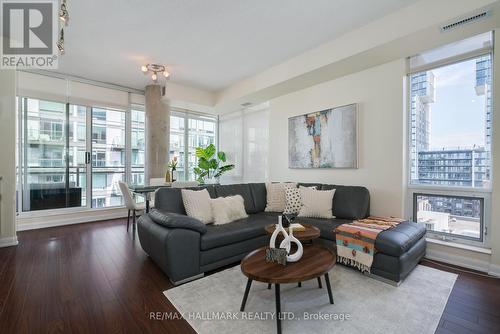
[59,1,69,23]
[152,73,158,81]
[141,65,148,73]
[163,70,170,78]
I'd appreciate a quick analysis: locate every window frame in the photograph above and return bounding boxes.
[405,41,494,247]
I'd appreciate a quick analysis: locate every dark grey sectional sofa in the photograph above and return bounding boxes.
[137,183,426,285]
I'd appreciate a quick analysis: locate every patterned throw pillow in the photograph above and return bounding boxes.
[284,186,315,215]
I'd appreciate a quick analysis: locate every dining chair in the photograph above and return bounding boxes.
[118,181,145,231]
[172,181,199,188]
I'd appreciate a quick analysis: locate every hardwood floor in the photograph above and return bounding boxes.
[0,218,499,333]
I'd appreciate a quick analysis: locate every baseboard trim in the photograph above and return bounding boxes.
[488,264,500,277]
[17,209,128,231]
[425,248,491,273]
[0,236,19,248]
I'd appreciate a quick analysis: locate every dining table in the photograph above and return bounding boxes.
[128,183,171,213]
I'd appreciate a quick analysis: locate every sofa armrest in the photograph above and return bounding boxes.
[137,214,201,283]
[149,209,207,234]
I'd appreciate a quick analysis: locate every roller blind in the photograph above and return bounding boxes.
[409,31,493,74]
[17,72,145,109]
[219,102,270,183]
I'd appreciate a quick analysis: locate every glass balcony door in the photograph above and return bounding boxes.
[91,107,126,208]
[20,98,89,211]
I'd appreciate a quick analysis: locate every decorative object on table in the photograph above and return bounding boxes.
[335,216,405,273]
[265,247,288,266]
[168,157,178,182]
[288,223,306,232]
[282,213,296,228]
[269,215,289,249]
[193,144,234,184]
[164,169,171,183]
[279,226,304,262]
[289,103,358,168]
[265,223,320,242]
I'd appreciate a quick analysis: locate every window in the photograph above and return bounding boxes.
[91,107,125,208]
[169,111,217,181]
[414,194,484,241]
[131,106,145,185]
[408,32,493,245]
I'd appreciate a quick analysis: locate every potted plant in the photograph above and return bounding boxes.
[193,144,234,184]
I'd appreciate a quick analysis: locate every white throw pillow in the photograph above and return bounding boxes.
[283,186,316,215]
[265,182,297,212]
[211,195,248,225]
[297,186,336,219]
[181,188,213,224]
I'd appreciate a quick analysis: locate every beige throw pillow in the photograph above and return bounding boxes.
[211,195,248,225]
[181,188,213,224]
[265,182,297,212]
[297,186,336,219]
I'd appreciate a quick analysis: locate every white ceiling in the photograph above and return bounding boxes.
[57,0,418,92]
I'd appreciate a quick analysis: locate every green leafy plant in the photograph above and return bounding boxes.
[168,156,178,171]
[193,144,234,183]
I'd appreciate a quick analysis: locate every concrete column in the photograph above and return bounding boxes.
[145,85,170,182]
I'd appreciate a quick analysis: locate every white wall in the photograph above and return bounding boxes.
[267,60,406,216]
[0,70,18,246]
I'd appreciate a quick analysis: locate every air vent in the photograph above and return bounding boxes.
[441,11,489,32]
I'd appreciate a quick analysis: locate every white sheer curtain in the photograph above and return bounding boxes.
[219,102,269,184]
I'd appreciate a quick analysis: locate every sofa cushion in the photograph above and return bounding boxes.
[249,183,267,212]
[296,217,351,241]
[375,221,427,257]
[321,184,370,219]
[214,184,257,213]
[148,210,207,234]
[200,213,278,250]
[154,188,186,214]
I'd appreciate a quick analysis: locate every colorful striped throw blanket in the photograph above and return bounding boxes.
[335,216,405,273]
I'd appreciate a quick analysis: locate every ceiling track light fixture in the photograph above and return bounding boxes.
[57,28,65,54]
[58,0,69,55]
[141,64,170,83]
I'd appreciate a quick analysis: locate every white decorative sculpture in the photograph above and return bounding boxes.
[269,215,289,249]
[279,226,303,262]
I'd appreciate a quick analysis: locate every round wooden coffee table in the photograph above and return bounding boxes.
[264,223,320,242]
[240,245,336,334]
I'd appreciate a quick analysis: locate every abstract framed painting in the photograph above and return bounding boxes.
[288,103,358,169]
